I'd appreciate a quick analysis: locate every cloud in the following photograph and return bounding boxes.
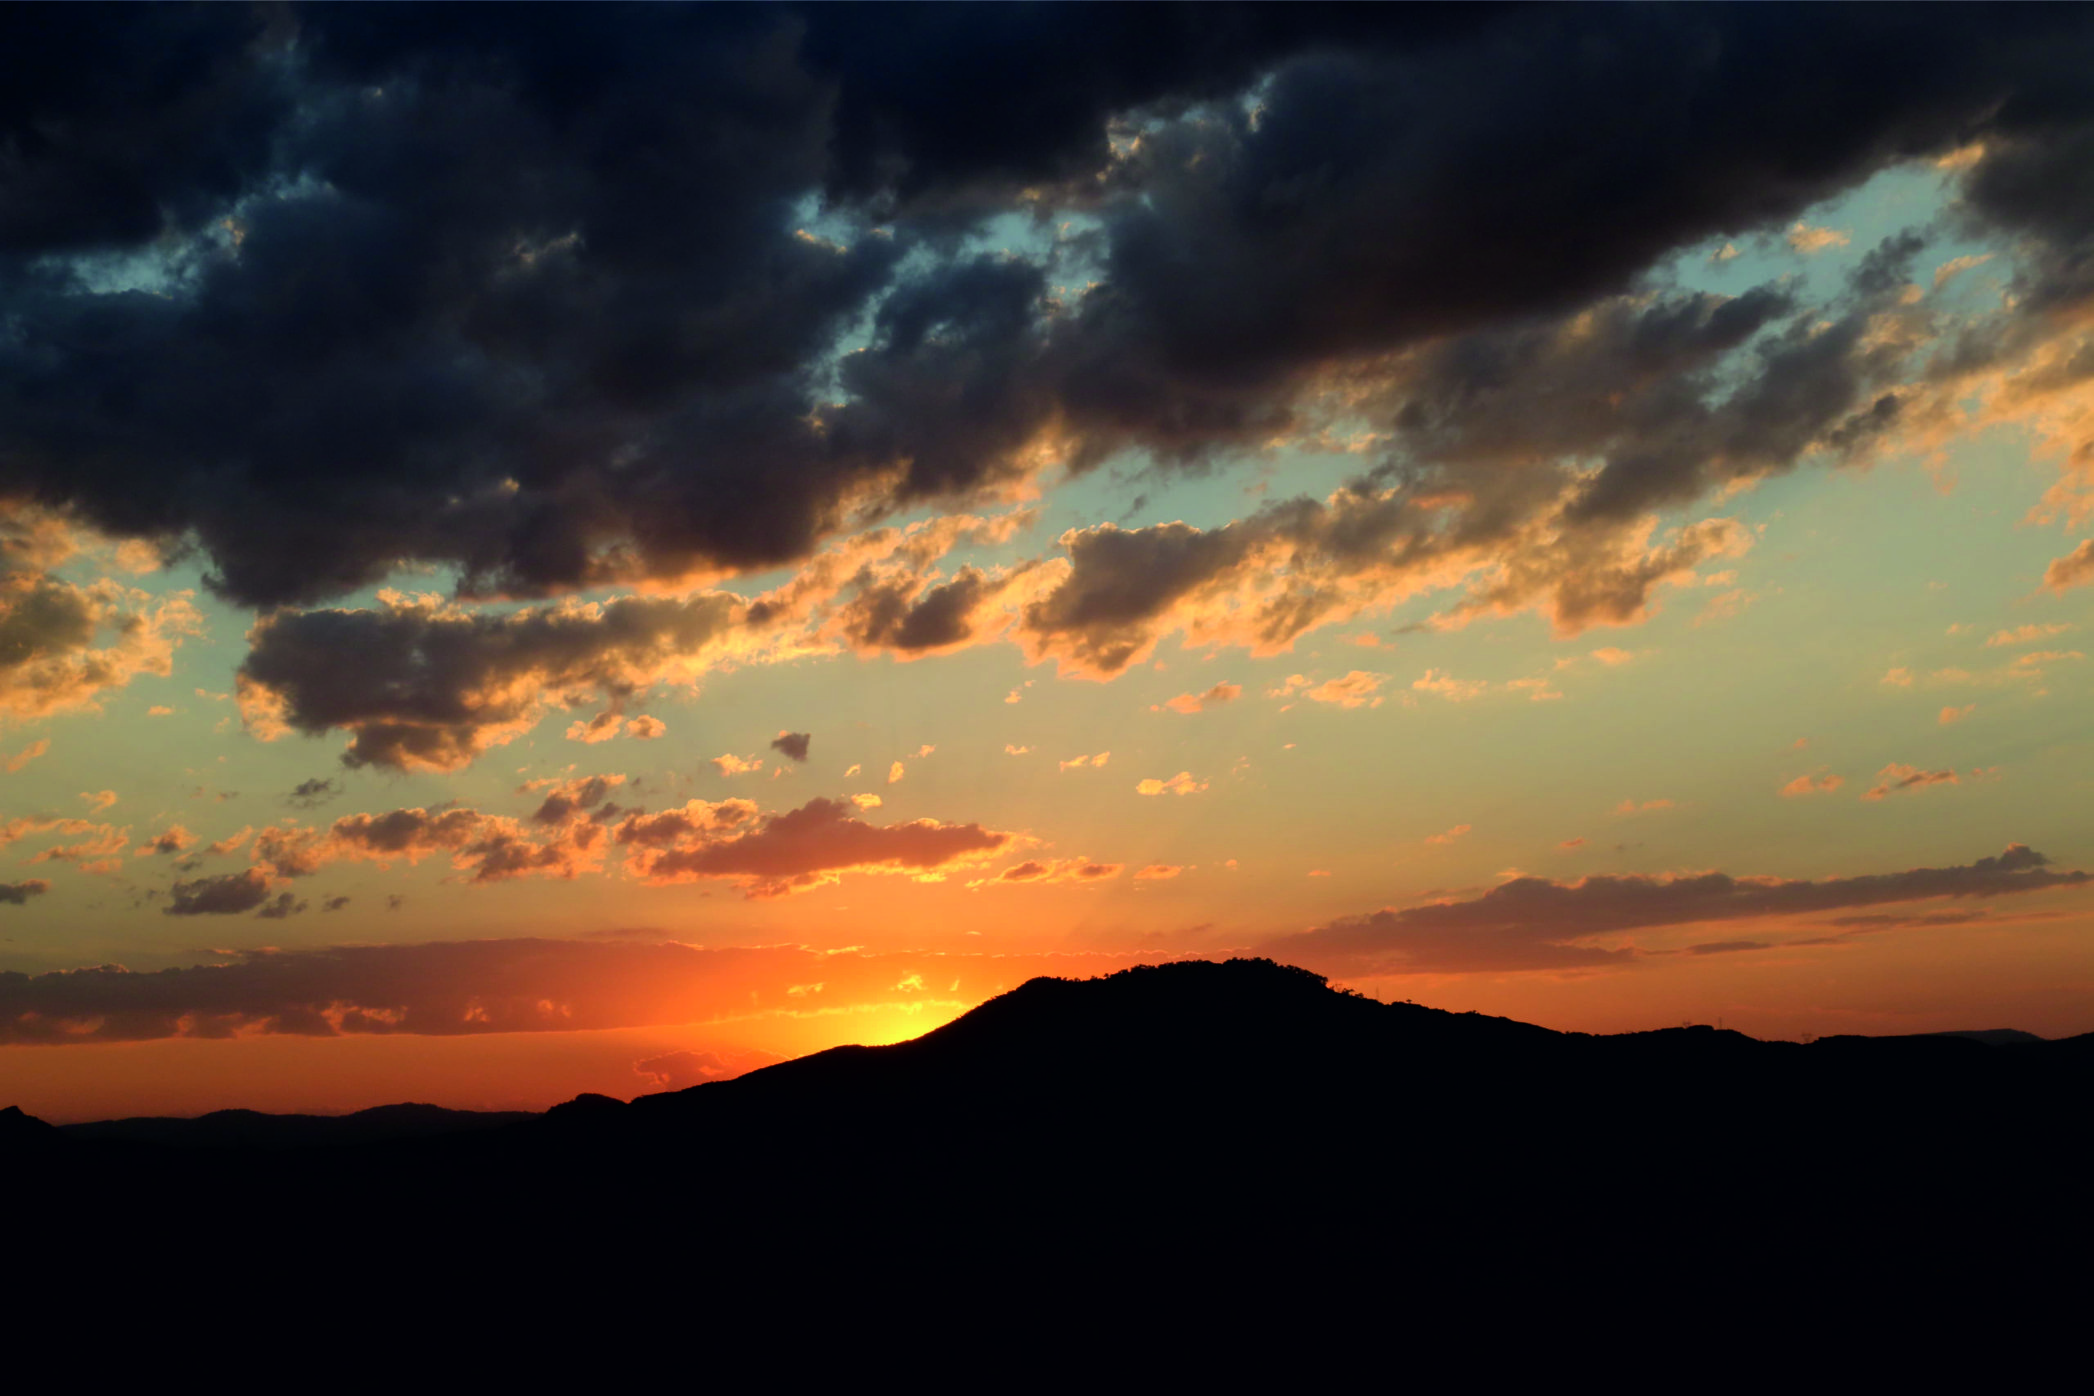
[568,711,667,744]
[1933,253,1994,289]
[204,828,253,858]
[1004,744,1032,756]
[1986,623,2071,647]
[1058,751,1110,772]
[316,805,608,884]
[238,589,743,771]
[1940,704,1976,725]
[286,777,342,809]
[1304,671,1387,709]
[255,892,307,921]
[1261,844,2089,974]
[2046,540,2094,593]
[4,6,2094,646]
[5,739,47,773]
[616,796,1009,898]
[1780,772,1845,797]
[1425,825,1472,846]
[0,814,97,851]
[1134,864,1185,881]
[1787,221,1852,254]
[770,732,812,763]
[2010,649,2084,675]
[1861,764,1959,801]
[1413,670,1491,702]
[975,856,1122,888]
[1615,798,1674,815]
[165,869,275,917]
[849,793,882,810]
[711,754,763,777]
[0,507,204,723]
[79,790,117,815]
[886,760,905,784]
[1016,497,1751,680]
[26,823,127,873]
[138,826,197,858]
[1154,681,1241,715]
[1882,667,1915,687]
[1135,772,1207,796]
[0,880,50,906]
[524,775,627,826]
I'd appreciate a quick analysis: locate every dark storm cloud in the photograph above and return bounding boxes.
[254,891,307,921]
[1260,845,2090,974]
[769,732,811,763]
[164,869,274,917]
[617,796,1009,898]
[7,4,2094,619]
[0,879,50,906]
[527,774,625,825]
[285,777,342,809]
[836,566,1007,655]
[237,593,741,770]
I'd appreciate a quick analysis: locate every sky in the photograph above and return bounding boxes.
[3,4,2093,1120]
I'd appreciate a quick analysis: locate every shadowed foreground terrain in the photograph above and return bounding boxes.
[8,959,2089,1352]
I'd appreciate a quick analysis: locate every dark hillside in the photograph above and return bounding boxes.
[7,959,2089,1345]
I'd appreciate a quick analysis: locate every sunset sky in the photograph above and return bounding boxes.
[4,5,2093,1119]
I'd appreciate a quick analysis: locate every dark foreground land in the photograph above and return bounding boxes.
[7,959,2088,1358]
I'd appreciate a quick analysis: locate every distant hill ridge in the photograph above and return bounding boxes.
[6,957,2090,1340]
[9,959,2084,1140]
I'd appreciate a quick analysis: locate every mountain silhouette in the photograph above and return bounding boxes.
[8,959,2088,1350]
[57,1101,535,1150]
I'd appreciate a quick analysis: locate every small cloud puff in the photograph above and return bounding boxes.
[1305,671,1387,709]
[1058,751,1110,772]
[770,731,811,762]
[569,712,669,744]
[1861,764,1959,801]
[2044,540,2094,594]
[1154,681,1241,715]
[711,753,763,776]
[1787,221,1851,254]
[1271,671,1388,709]
[0,879,51,906]
[1136,772,1207,796]
[1413,670,1490,702]
[1780,771,1845,797]
[973,856,1121,888]
[1986,623,2070,647]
